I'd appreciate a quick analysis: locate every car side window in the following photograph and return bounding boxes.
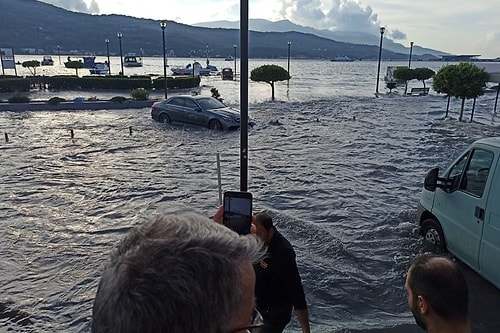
[168,98,184,107]
[459,149,494,197]
[184,99,198,109]
[446,152,469,192]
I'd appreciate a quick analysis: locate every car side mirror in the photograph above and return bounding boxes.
[424,167,439,191]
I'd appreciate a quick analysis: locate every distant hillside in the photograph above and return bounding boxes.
[0,0,415,60]
[194,19,447,57]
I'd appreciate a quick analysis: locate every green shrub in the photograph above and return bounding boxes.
[0,78,31,92]
[110,96,127,103]
[130,88,149,100]
[152,76,201,89]
[8,94,31,103]
[47,97,66,105]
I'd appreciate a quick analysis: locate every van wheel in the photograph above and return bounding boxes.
[420,218,446,251]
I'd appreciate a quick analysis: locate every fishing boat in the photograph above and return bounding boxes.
[89,62,109,75]
[330,55,354,62]
[124,54,143,67]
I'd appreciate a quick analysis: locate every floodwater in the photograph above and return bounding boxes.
[1,58,500,332]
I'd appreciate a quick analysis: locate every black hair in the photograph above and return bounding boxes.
[408,254,469,322]
[255,212,274,231]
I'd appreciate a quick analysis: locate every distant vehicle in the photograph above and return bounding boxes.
[225,55,234,61]
[41,55,54,66]
[221,67,234,80]
[124,54,143,67]
[151,95,242,131]
[417,137,500,290]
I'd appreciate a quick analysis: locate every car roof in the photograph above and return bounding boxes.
[169,95,211,101]
[475,137,500,149]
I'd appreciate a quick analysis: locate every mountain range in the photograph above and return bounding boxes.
[0,0,442,61]
[194,19,447,57]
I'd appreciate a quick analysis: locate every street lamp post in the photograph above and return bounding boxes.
[408,41,414,69]
[57,45,61,65]
[233,44,237,80]
[105,39,111,75]
[287,41,291,85]
[375,27,385,95]
[117,32,124,76]
[160,21,168,99]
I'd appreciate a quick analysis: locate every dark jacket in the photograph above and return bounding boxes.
[254,229,308,314]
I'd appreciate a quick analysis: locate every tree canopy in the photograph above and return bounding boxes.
[22,60,40,76]
[393,67,414,82]
[65,60,84,76]
[250,64,290,100]
[433,63,489,121]
[413,68,435,89]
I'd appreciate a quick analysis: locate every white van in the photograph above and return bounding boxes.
[417,137,500,289]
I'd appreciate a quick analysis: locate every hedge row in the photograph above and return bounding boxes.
[0,75,201,91]
[0,78,31,92]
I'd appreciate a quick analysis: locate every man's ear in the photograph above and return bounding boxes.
[417,295,430,315]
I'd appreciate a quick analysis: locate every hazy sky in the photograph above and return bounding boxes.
[39,0,500,58]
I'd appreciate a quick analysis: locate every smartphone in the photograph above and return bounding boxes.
[223,191,253,235]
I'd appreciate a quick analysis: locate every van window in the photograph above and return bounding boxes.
[459,149,494,197]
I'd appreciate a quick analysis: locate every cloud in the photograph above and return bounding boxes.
[276,0,406,38]
[277,0,377,31]
[389,29,406,40]
[477,31,500,58]
[39,0,100,14]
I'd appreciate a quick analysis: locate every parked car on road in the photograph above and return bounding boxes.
[151,95,242,131]
[417,137,500,290]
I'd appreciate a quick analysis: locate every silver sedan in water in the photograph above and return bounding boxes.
[151,95,242,131]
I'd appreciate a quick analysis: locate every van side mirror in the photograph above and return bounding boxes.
[424,167,440,191]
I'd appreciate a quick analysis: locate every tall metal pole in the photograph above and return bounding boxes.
[105,39,111,75]
[287,40,291,86]
[206,43,209,67]
[160,21,168,99]
[233,44,237,80]
[240,2,248,191]
[408,41,414,69]
[375,27,385,94]
[405,41,414,95]
[57,45,61,65]
[117,32,124,76]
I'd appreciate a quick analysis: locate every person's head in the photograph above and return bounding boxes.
[253,212,274,244]
[92,211,263,333]
[405,254,469,330]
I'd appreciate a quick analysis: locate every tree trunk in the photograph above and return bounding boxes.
[271,82,275,100]
[459,98,465,121]
[470,97,476,122]
[445,95,450,118]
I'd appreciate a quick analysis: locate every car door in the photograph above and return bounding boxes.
[479,156,500,289]
[183,98,204,126]
[165,97,186,122]
[433,148,493,269]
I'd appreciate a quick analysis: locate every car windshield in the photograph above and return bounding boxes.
[197,98,225,110]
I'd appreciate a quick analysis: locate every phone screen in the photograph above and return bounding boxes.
[223,191,253,235]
